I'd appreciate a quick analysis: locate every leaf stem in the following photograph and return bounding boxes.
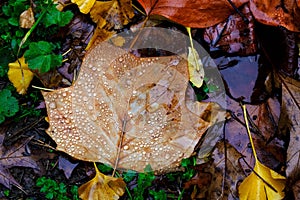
[241,104,258,161]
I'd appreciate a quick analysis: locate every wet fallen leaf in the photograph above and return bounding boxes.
[238,104,286,200]
[190,141,245,199]
[249,0,300,32]
[281,77,300,178]
[0,134,39,190]
[137,0,248,28]
[204,4,257,55]
[78,163,126,200]
[224,96,285,171]
[8,56,34,95]
[19,7,35,29]
[42,42,224,172]
[58,156,79,179]
[239,160,286,200]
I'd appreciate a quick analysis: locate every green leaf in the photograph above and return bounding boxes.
[149,190,167,200]
[42,5,73,28]
[122,170,137,182]
[8,17,19,26]
[24,41,62,73]
[2,5,12,16]
[97,163,113,173]
[0,88,19,124]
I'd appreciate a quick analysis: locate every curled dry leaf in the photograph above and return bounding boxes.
[19,7,35,29]
[137,0,248,28]
[8,56,34,95]
[42,42,224,172]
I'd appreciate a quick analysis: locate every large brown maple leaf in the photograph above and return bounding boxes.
[42,42,224,172]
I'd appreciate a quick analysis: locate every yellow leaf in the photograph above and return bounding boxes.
[90,0,134,30]
[71,0,96,14]
[239,104,286,200]
[78,163,126,200]
[8,56,34,95]
[188,47,204,88]
[239,161,286,200]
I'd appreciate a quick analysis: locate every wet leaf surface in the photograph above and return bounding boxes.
[42,41,224,172]
[250,0,300,32]
[137,0,248,28]
[58,156,79,179]
[282,76,300,180]
[204,4,257,55]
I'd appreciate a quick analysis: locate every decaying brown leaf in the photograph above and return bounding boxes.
[58,156,79,179]
[204,4,257,55]
[42,42,224,172]
[281,77,300,179]
[193,140,245,199]
[0,134,39,190]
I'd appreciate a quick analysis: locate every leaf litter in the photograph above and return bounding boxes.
[0,132,39,191]
[1,0,300,198]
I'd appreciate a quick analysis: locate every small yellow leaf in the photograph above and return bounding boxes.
[239,104,286,200]
[71,0,96,14]
[8,56,34,95]
[239,160,286,200]
[19,7,35,29]
[188,47,204,88]
[78,163,126,200]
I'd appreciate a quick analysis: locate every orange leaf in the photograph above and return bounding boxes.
[250,0,300,32]
[78,163,126,200]
[136,0,248,28]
